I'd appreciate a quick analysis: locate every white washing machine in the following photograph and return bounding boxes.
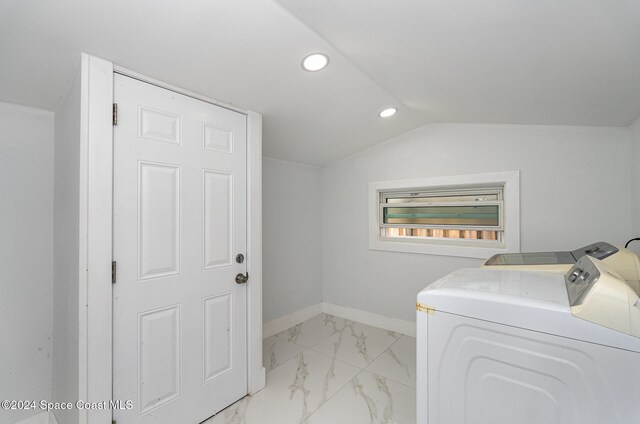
[416,254,640,424]
[482,241,640,293]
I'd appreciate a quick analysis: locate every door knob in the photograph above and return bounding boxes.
[235,272,249,284]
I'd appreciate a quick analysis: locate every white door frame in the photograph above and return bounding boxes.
[80,53,265,424]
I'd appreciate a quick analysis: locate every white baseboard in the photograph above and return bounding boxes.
[263,302,416,339]
[14,411,58,424]
[321,302,416,337]
[263,303,323,338]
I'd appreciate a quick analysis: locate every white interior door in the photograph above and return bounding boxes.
[113,74,247,424]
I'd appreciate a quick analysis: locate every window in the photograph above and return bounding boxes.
[368,172,519,259]
[381,187,503,242]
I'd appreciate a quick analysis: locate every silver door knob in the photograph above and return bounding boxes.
[235,272,249,284]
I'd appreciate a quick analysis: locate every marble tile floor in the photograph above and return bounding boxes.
[204,313,417,424]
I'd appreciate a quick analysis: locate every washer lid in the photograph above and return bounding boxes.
[418,268,640,352]
[423,268,569,309]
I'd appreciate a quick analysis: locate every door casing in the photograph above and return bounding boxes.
[78,53,265,424]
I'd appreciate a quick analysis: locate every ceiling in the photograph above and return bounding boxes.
[1,0,639,165]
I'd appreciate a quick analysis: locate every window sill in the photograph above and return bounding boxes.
[369,237,511,259]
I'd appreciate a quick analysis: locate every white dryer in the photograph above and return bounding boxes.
[482,241,640,293]
[416,255,640,424]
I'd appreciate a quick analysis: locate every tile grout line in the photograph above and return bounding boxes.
[301,356,371,423]
[260,346,352,424]
[288,314,369,422]
[300,320,405,422]
[264,313,416,423]
[262,314,365,421]
[268,313,340,373]
[367,333,403,365]
[364,335,418,390]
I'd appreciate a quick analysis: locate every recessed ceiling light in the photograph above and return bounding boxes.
[379,107,397,118]
[302,53,329,72]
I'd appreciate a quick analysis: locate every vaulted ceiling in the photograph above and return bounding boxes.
[2,0,639,165]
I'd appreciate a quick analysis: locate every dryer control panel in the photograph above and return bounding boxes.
[565,256,640,338]
[570,241,618,262]
[565,257,601,307]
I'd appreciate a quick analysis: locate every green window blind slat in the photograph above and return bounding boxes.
[383,205,499,227]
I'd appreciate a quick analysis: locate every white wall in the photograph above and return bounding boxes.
[0,102,54,424]
[323,123,633,322]
[263,157,323,323]
[52,71,81,424]
[631,118,640,238]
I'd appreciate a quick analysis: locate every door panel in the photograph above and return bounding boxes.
[203,123,233,153]
[138,305,181,414]
[138,162,180,279]
[203,293,233,381]
[203,170,233,269]
[113,74,247,424]
[138,106,181,144]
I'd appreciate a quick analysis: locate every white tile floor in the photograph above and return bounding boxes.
[204,313,417,424]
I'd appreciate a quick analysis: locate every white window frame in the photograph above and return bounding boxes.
[368,171,520,259]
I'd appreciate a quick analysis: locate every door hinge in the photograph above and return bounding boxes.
[112,260,117,284]
[112,103,118,126]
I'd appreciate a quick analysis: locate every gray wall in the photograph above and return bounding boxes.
[263,157,323,322]
[632,118,640,238]
[53,71,82,424]
[0,102,54,424]
[322,123,633,322]
[630,118,640,256]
